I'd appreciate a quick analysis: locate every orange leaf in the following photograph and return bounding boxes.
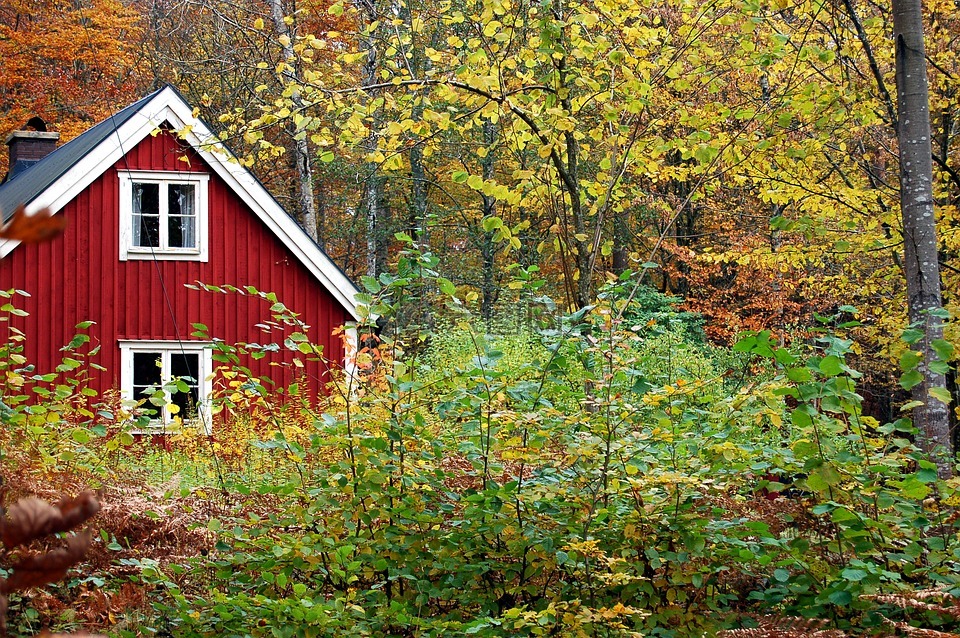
[0,205,66,244]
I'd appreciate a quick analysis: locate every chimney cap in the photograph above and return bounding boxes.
[5,130,60,145]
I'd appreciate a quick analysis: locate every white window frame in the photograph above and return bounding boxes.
[118,170,210,261]
[119,340,213,434]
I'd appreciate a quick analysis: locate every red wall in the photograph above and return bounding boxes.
[0,130,350,401]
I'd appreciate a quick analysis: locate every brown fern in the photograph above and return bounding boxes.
[885,624,960,638]
[0,491,101,637]
[718,615,848,638]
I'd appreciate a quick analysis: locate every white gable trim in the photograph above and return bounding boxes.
[1,87,359,320]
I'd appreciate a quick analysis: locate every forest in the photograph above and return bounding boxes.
[1,0,960,634]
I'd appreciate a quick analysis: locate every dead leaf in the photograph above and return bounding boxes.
[1,499,60,549]
[1,531,91,594]
[0,206,66,244]
[2,492,100,549]
[54,492,101,536]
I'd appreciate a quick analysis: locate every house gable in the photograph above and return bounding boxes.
[0,85,359,320]
[0,126,353,397]
[0,86,361,408]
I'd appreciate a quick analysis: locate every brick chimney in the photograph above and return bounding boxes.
[5,117,59,180]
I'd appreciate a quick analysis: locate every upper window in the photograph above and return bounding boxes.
[119,171,209,261]
[120,340,213,433]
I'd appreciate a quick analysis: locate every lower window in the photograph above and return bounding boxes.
[120,341,212,433]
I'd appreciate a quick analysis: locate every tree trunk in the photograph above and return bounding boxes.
[270,0,318,242]
[480,118,499,324]
[357,0,385,278]
[893,0,953,478]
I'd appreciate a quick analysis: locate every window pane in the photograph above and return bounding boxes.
[168,184,197,248]
[170,352,199,382]
[169,184,195,216]
[168,214,196,248]
[133,352,162,404]
[170,353,200,419]
[132,183,160,247]
[133,352,162,386]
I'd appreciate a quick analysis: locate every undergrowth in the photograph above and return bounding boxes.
[1,255,960,636]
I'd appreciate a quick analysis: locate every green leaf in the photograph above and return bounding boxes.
[929,386,952,405]
[806,463,840,491]
[481,216,503,232]
[361,276,382,293]
[819,355,843,376]
[438,277,456,296]
[900,369,923,390]
[930,360,951,374]
[774,348,797,366]
[733,335,756,352]
[56,357,82,372]
[916,465,939,483]
[932,339,955,361]
[900,350,921,371]
[791,407,813,428]
[840,568,867,581]
[899,476,931,499]
[828,590,853,606]
[692,144,719,164]
[902,328,924,344]
[451,170,469,184]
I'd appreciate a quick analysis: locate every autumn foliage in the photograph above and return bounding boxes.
[0,0,142,174]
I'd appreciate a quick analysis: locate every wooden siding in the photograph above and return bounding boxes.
[0,129,350,400]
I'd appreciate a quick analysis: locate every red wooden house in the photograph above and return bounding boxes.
[0,85,360,431]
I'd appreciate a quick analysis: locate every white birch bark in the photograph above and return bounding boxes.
[270,0,319,242]
[893,0,953,477]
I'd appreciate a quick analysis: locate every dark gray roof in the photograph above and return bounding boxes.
[0,88,163,222]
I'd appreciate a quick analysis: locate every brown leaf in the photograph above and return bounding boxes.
[55,492,101,535]
[1,531,91,594]
[0,206,66,244]
[1,498,60,549]
[2,492,100,549]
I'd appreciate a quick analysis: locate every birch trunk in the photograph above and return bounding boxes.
[480,119,499,324]
[356,0,384,278]
[270,0,318,242]
[893,0,953,477]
